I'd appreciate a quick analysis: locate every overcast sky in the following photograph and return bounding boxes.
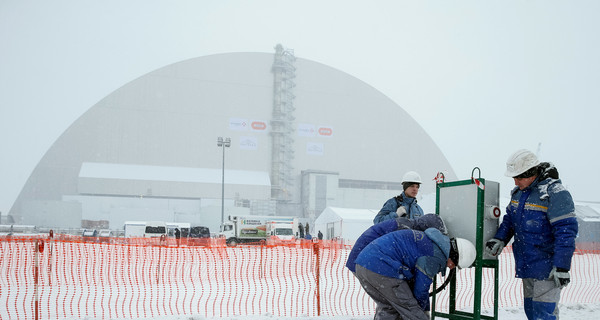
[1,1,599,217]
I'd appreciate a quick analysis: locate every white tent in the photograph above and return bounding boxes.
[314,207,378,243]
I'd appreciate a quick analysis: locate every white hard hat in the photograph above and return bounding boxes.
[505,149,540,177]
[401,171,422,184]
[454,238,476,269]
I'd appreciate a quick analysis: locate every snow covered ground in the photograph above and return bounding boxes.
[121,302,600,320]
[3,232,599,320]
[2,238,599,320]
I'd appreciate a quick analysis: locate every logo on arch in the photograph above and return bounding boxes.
[318,127,333,137]
[251,121,267,131]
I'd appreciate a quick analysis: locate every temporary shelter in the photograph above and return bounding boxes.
[575,202,600,250]
[314,207,378,243]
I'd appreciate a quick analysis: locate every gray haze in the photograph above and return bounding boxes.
[1,1,599,218]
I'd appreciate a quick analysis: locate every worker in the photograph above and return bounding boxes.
[373,171,424,224]
[355,228,476,319]
[485,149,578,320]
[346,213,447,273]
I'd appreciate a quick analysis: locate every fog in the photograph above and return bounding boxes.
[1,1,599,225]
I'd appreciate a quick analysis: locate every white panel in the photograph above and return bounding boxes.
[438,181,500,260]
[439,184,478,244]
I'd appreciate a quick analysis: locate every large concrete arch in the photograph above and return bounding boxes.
[9,50,456,230]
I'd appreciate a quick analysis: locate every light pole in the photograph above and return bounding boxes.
[217,137,231,227]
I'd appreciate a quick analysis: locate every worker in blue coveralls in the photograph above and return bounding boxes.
[373,171,424,224]
[346,213,448,273]
[485,149,578,320]
[354,228,476,320]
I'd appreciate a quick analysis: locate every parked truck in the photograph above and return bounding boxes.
[220,215,298,246]
[265,220,296,243]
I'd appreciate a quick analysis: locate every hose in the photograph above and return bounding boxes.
[429,268,456,297]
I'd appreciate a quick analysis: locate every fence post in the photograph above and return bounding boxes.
[48,230,54,286]
[34,239,44,320]
[260,240,265,279]
[158,234,166,284]
[313,240,321,316]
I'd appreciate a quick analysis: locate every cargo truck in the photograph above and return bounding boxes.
[220,215,298,246]
[265,220,296,243]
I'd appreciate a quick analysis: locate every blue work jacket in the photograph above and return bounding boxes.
[346,214,447,272]
[355,228,449,311]
[494,165,578,279]
[372,192,424,224]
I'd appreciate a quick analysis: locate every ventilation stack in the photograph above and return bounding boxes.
[270,44,296,203]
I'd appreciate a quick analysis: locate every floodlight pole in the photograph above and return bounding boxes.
[217,137,231,227]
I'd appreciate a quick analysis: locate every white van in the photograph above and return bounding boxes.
[144,221,167,238]
[166,222,191,238]
[124,221,146,237]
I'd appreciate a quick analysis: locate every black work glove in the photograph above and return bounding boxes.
[549,267,570,288]
[484,238,505,257]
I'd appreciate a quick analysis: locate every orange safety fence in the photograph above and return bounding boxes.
[431,246,600,316]
[1,235,599,319]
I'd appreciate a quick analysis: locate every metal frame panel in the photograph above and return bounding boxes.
[432,170,499,320]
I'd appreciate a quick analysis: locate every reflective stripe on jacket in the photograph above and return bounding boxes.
[495,175,578,279]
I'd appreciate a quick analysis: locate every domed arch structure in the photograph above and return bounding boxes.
[9,47,455,230]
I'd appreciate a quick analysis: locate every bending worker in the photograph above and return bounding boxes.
[355,228,476,320]
[346,213,447,273]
